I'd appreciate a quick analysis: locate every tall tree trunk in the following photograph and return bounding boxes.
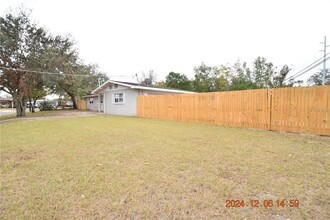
[15,95,27,117]
[28,97,35,113]
[33,99,37,111]
[28,97,32,112]
[68,92,78,109]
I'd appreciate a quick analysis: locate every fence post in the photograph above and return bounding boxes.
[268,89,273,131]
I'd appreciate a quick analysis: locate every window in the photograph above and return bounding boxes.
[109,85,113,90]
[113,93,124,104]
[114,84,118,89]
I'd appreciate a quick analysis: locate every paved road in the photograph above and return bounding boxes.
[0,109,16,116]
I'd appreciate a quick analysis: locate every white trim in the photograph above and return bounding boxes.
[131,85,194,94]
[98,93,100,112]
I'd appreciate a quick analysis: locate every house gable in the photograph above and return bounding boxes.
[92,81,132,94]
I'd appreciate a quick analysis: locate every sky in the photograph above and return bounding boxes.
[1,0,329,83]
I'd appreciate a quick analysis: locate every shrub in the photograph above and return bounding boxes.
[39,101,55,111]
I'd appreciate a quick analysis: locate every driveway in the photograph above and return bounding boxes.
[0,110,100,124]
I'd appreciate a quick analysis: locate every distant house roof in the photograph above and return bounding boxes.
[91,80,195,95]
[0,98,13,102]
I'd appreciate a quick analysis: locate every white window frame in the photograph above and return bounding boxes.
[113,93,125,104]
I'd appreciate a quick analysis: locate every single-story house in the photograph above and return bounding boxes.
[83,80,194,116]
[0,98,14,108]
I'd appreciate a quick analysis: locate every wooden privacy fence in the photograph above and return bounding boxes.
[77,100,87,110]
[137,86,330,136]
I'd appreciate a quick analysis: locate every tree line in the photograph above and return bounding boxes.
[0,10,108,116]
[156,58,307,92]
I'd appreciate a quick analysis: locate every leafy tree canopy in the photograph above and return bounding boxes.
[0,8,107,115]
[165,72,193,91]
[307,71,330,86]
[0,9,49,116]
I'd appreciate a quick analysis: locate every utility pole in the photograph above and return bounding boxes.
[98,77,104,87]
[321,36,329,85]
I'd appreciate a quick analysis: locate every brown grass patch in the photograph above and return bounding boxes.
[1,114,329,218]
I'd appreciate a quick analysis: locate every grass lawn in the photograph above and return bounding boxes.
[0,113,329,219]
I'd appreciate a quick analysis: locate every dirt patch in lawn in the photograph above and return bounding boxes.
[0,110,99,124]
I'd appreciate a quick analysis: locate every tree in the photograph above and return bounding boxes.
[1,9,107,114]
[165,72,192,91]
[27,79,47,113]
[229,60,257,91]
[41,35,108,109]
[307,71,330,86]
[35,35,78,109]
[78,64,109,96]
[154,81,167,88]
[0,9,49,116]
[226,58,294,90]
[193,62,218,92]
[252,57,277,88]
[273,64,292,87]
[138,69,157,86]
[213,65,231,91]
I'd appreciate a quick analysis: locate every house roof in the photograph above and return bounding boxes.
[91,80,195,95]
[0,98,13,102]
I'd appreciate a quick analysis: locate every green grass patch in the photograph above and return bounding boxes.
[0,115,329,219]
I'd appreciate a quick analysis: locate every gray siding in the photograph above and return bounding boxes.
[104,89,138,116]
[86,96,104,112]
[86,97,98,111]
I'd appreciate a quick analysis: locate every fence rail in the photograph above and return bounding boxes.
[137,86,330,136]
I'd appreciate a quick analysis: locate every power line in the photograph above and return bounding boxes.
[0,66,92,77]
[283,56,330,82]
[0,66,130,78]
[284,53,330,82]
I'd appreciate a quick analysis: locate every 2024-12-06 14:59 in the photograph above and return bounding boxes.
[226,199,300,208]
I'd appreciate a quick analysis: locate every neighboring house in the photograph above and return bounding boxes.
[83,80,194,116]
[0,98,14,108]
